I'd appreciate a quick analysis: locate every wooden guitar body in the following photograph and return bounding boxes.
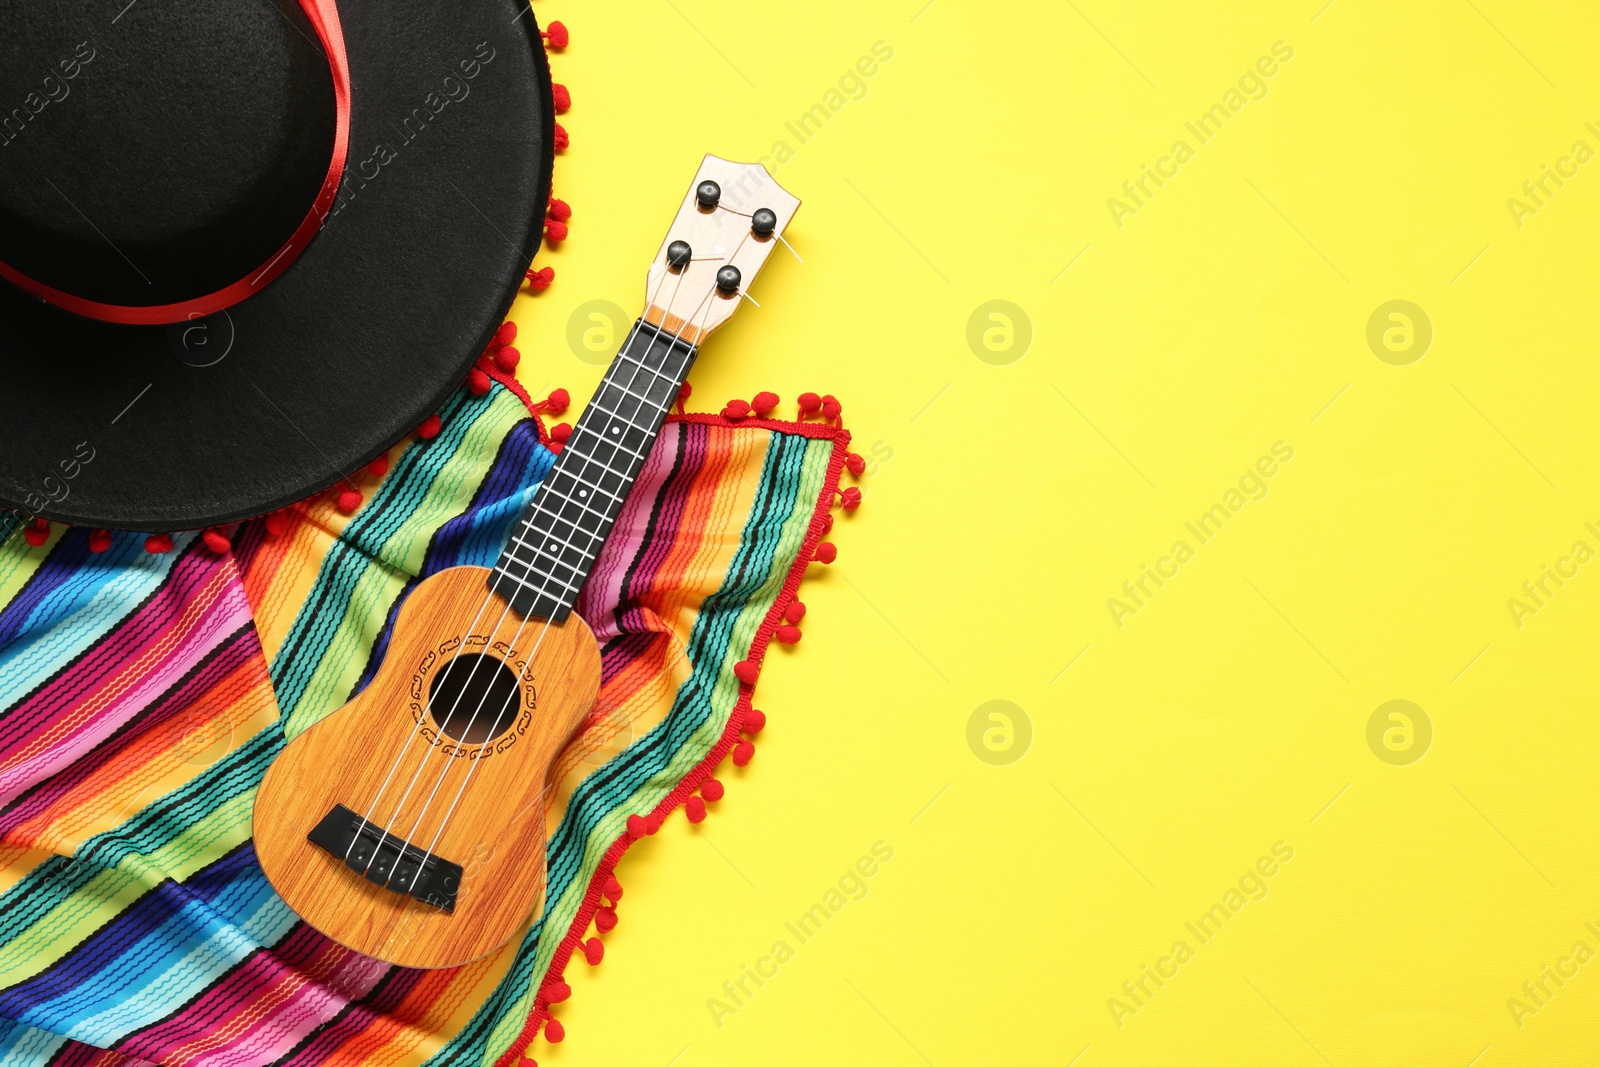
[253,565,600,969]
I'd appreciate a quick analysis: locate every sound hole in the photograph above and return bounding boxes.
[427,654,521,744]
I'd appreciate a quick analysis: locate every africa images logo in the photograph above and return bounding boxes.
[0,41,97,149]
[1107,442,1295,629]
[324,42,498,222]
[1105,41,1295,229]
[1107,841,1296,1029]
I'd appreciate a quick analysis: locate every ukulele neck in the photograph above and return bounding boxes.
[489,319,698,620]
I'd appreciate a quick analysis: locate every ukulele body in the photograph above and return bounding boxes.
[253,565,600,969]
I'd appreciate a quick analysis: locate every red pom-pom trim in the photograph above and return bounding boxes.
[145,533,174,555]
[552,83,571,112]
[88,529,112,554]
[751,391,779,416]
[732,740,755,767]
[814,542,837,564]
[545,979,572,1004]
[467,367,492,396]
[495,321,518,347]
[685,796,706,823]
[544,218,568,243]
[495,345,521,372]
[541,388,570,416]
[550,422,573,443]
[582,937,604,965]
[645,811,664,835]
[543,21,568,48]
[546,197,572,222]
[846,452,866,476]
[604,874,624,901]
[367,454,390,478]
[840,487,862,510]
[336,489,363,514]
[797,392,822,416]
[264,511,291,537]
[783,601,806,624]
[417,414,442,440]
[595,905,619,932]
[743,709,767,735]
[702,777,725,802]
[553,123,569,151]
[721,399,750,419]
[526,266,555,291]
[733,660,759,685]
[23,519,49,548]
[544,1018,565,1044]
[202,528,232,555]
[821,394,842,420]
[626,814,648,839]
[776,624,802,645]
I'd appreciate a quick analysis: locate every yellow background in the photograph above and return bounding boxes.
[504,1,1600,1063]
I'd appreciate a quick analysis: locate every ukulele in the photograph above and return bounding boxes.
[254,156,800,968]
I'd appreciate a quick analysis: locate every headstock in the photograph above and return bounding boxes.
[643,155,800,345]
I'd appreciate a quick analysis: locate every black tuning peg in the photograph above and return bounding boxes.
[666,240,692,269]
[716,265,741,294]
[751,208,777,237]
[696,181,721,210]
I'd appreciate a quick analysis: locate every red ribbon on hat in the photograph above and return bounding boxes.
[0,0,352,326]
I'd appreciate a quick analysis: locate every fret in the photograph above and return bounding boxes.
[582,396,664,440]
[563,439,644,481]
[510,531,597,566]
[611,329,688,379]
[595,374,672,417]
[575,397,655,435]
[537,485,618,527]
[517,512,600,569]
[498,543,585,585]
[556,449,638,498]
[490,562,583,599]
[492,317,698,621]
[514,498,611,554]
[585,375,675,433]
[611,341,681,384]
[613,346,688,394]
[588,379,668,422]
[567,422,651,467]
[547,469,626,508]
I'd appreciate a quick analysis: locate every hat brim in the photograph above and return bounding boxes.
[0,0,554,531]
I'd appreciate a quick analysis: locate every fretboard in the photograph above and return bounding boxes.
[489,320,697,620]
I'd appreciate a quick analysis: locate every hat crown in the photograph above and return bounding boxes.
[0,0,336,313]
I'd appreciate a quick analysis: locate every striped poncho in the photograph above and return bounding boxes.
[0,374,850,1067]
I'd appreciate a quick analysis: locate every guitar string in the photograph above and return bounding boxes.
[351,348,638,887]
[386,238,732,872]
[340,549,498,865]
[395,226,740,880]
[390,328,669,871]
[335,308,698,949]
[342,252,691,881]
[334,205,743,925]
[691,201,800,263]
[348,552,543,876]
[353,372,635,882]
[404,291,721,876]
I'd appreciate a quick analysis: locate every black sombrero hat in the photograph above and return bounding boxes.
[0,0,560,531]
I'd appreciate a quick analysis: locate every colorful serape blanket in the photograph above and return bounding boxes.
[0,373,851,1066]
